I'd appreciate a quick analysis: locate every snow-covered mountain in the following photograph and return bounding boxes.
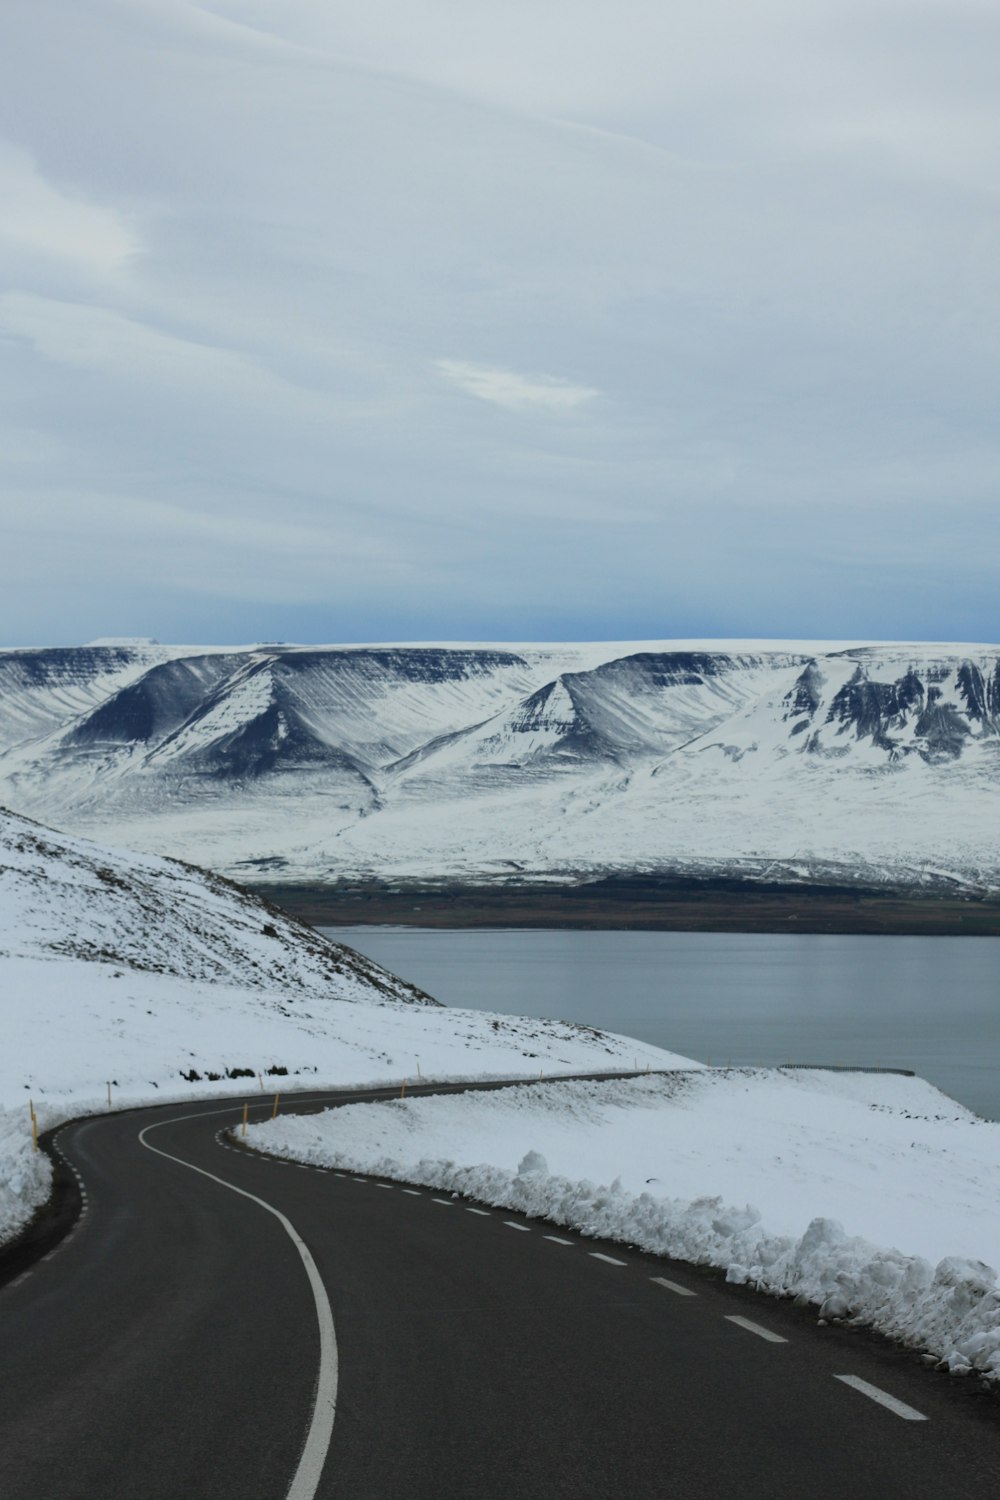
[1,640,999,889]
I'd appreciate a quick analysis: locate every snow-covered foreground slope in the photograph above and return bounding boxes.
[0,806,690,1246]
[2,640,1000,889]
[250,1070,1000,1380]
[0,805,429,1003]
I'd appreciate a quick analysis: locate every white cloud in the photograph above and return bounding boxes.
[435,360,598,414]
[0,293,306,406]
[0,143,137,271]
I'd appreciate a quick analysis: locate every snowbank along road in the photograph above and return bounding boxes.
[2,1083,999,1500]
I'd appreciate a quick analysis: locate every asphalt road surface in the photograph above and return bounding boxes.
[2,1083,999,1499]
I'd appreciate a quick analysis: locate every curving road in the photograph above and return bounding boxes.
[1,1084,999,1499]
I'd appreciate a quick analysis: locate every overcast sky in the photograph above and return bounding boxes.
[2,0,998,646]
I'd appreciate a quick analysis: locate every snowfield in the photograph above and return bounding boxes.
[249,1070,1000,1381]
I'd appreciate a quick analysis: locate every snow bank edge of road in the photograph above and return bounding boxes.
[0,1105,53,1249]
[247,1107,1000,1385]
[0,1066,683,1255]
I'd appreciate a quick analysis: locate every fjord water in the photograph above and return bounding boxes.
[325,928,1000,1120]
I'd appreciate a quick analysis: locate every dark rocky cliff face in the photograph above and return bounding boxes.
[957,660,1000,725]
[782,655,1000,763]
[273,647,528,684]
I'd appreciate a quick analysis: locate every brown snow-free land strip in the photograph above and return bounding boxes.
[252,877,1000,936]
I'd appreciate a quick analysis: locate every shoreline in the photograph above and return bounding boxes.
[250,876,1000,937]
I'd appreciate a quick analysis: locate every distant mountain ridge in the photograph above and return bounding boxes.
[0,640,998,891]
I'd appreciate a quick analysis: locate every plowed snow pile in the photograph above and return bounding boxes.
[250,1069,1000,1380]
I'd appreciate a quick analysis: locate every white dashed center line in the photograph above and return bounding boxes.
[401,1189,422,1196]
[432,1198,454,1206]
[374,1183,393,1190]
[725,1315,787,1344]
[466,1207,491,1216]
[503,1221,531,1232]
[590,1252,627,1267]
[544,1236,574,1245]
[651,1277,698,1297]
[834,1374,927,1421]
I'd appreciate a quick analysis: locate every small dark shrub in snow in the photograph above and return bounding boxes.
[226,1066,255,1079]
[180,1068,201,1082]
[266,1065,288,1076]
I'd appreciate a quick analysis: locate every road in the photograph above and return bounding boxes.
[1,1084,999,1499]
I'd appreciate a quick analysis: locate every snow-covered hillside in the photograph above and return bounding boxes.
[1,640,999,889]
[250,1070,1000,1382]
[0,806,690,1245]
[0,806,430,1004]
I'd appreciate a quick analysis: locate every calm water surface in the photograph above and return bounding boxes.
[325,927,1000,1120]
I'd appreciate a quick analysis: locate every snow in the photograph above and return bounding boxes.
[0,1103,51,1249]
[3,638,999,890]
[249,1069,1000,1380]
[0,806,430,1004]
[0,805,689,1248]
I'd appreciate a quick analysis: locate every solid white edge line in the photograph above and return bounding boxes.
[589,1252,627,1266]
[724,1315,788,1344]
[834,1374,927,1421]
[138,1112,338,1500]
[650,1277,697,1297]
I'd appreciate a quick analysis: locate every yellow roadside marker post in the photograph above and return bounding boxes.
[107,1080,112,1109]
[29,1100,37,1153]
[271,1093,280,1120]
[242,1101,249,1138]
[400,1080,407,1099]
